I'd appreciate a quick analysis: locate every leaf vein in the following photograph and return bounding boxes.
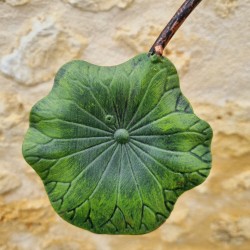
[126,68,167,130]
[128,87,179,132]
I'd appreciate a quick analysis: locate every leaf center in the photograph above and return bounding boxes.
[114,129,130,144]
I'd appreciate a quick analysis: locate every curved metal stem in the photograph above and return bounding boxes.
[149,0,203,56]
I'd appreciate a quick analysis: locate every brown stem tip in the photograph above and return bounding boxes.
[149,0,203,56]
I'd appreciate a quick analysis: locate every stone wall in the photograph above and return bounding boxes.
[0,0,249,249]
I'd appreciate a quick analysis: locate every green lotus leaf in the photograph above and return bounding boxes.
[22,53,213,235]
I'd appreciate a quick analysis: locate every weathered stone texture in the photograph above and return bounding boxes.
[1,0,30,6]
[0,170,21,195]
[0,91,27,143]
[214,0,238,18]
[62,0,134,12]
[0,16,87,85]
[0,0,249,249]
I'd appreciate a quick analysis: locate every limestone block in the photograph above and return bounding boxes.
[62,0,134,12]
[0,16,88,86]
[0,198,54,248]
[0,91,28,143]
[222,171,250,191]
[214,0,238,18]
[1,0,30,6]
[211,216,250,245]
[0,170,21,195]
[0,198,54,232]
[42,238,96,250]
[160,224,186,243]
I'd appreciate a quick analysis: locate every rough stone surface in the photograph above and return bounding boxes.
[1,0,30,6]
[214,0,238,18]
[0,0,249,249]
[0,91,27,142]
[0,16,87,85]
[211,215,250,245]
[0,170,21,195]
[63,0,134,12]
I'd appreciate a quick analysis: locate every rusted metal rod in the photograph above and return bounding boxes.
[149,0,203,56]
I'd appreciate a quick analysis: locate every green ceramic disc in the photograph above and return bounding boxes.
[22,53,213,235]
